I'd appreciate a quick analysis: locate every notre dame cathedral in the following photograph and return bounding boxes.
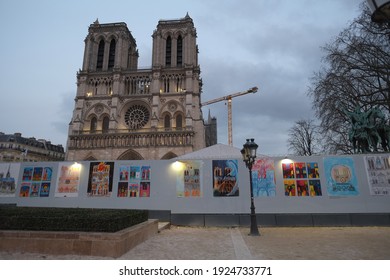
[66,14,217,161]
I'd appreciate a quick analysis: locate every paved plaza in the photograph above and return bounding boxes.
[1,225,390,260]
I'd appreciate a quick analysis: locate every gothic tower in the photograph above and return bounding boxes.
[66,15,208,160]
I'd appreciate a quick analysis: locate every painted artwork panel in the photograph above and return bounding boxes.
[117,165,150,198]
[251,158,276,197]
[309,180,322,196]
[324,157,359,196]
[0,163,20,197]
[176,160,202,197]
[39,182,50,197]
[212,160,239,197]
[19,183,30,197]
[307,162,320,179]
[139,182,150,197]
[297,180,309,196]
[87,162,114,197]
[22,167,33,181]
[32,167,43,181]
[30,182,40,197]
[365,155,390,195]
[282,163,295,179]
[119,166,129,181]
[294,162,307,179]
[284,180,296,196]
[55,163,81,197]
[141,166,151,180]
[129,166,140,180]
[42,167,52,181]
[129,183,139,197]
[20,166,53,198]
[117,182,128,197]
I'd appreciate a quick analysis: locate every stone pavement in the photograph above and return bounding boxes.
[1,225,390,260]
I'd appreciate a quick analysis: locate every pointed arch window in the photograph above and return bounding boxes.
[176,114,183,130]
[164,115,171,130]
[96,40,105,69]
[177,35,183,66]
[90,117,97,132]
[108,39,116,69]
[165,36,172,67]
[102,116,110,133]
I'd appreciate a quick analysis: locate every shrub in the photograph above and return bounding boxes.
[0,206,148,232]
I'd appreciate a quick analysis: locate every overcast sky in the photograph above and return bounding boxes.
[0,0,362,156]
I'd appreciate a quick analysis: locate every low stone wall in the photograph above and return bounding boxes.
[0,219,158,258]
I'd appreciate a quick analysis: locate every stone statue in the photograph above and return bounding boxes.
[345,106,390,153]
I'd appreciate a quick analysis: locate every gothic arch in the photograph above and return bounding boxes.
[160,100,184,116]
[160,111,172,129]
[173,30,185,39]
[162,31,174,40]
[84,153,97,161]
[118,149,144,160]
[161,152,177,159]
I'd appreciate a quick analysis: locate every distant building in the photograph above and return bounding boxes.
[0,132,65,162]
[205,110,217,147]
[66,14,217,161]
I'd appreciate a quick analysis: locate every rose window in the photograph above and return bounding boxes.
[124,104,150,129]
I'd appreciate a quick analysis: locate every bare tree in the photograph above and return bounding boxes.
[308,2,390,154]
[287,119,321,156]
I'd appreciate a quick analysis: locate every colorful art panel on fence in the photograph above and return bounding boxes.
[282,162,295,178]
[0,163,20,197]
[55,162,82,197]
[19,166,53,197]
[324,157,359,196]
[283,161,322,197]
[176,160,202,197]
[284,180,296,196]
[212,160,239,197]
[307,162,320,178]
[87,162,114,197]
[252,158,276,197]
[294,162,307,179]
[117,165,151,197]
[365,155,390,195]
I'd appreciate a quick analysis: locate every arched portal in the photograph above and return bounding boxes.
[161,152,177,159]
[118,149,144,160]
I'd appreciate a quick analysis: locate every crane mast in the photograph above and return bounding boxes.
[201,86,258,146]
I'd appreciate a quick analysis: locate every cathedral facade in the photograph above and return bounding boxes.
[66,14,216,161]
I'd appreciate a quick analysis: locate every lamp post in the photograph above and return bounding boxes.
[241,138,260,236]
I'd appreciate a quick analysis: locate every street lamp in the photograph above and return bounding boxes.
[366,0,390,23]
[241,138,260,236]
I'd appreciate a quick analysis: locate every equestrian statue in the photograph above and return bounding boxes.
[345,106,390,153]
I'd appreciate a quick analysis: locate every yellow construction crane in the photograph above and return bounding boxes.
[201,86,258,146]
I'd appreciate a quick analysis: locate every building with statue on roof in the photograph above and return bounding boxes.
[66,14,217,161]
[0,132,65,162]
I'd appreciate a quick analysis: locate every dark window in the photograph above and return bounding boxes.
[97,40,105,69]
[90,117,97,132]
[108,39,116,69]
[165,36,172,66]
[102,116,110,133]
[176,115,183,129]
[177,35,183,66]
[164,115,171,129]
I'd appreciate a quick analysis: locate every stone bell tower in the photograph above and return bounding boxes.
[66,14,208,161]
